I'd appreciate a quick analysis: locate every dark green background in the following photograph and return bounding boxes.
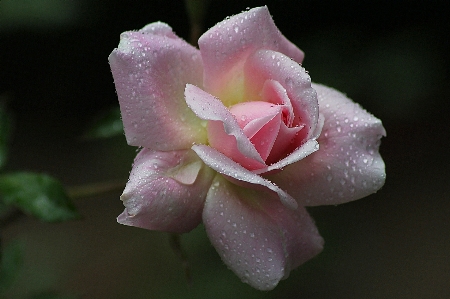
[1,0,449,298]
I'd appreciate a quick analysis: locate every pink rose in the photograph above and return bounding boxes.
[109,6,386,290]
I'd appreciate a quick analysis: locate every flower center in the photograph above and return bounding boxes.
[229,101,295,162]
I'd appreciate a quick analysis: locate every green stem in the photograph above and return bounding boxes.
[169,233,192,286]
[184,0,210,46]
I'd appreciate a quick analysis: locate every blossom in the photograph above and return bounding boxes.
[109,6,386,290]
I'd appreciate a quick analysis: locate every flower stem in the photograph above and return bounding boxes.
[184,0,210,47]
[169,233,192,286]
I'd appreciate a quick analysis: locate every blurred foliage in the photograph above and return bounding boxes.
[0,102,12,170]
[0,241,23,294]
[0,0,81,30]
[300,26,445,120]
[28,291,79,299]
[83,106,123,140]
[0,173,80,222]
[185,0,210,23]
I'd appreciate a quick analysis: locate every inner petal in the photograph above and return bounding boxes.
[261,79,295,127]
[266,122,304,165]
[230,101,283,161]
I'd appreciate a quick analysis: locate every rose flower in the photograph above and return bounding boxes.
[109,6,386,290]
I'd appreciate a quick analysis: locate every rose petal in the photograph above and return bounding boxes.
[203,176,323,290]
[140,21,179,38]
[246,112,281,161]
[244,49,319,140]
[230,101,280,134]
[199,6,304,106]
[185,84,266,170]
[267,84,386,206]
[255,139,320,175]
[265,121,304,166]
[117,148,215,233]
[230,101,283,160]
[109,22,207,150]
[261,79,294,126]
[192,144,298,209]
[260,114,323,173]
[242,111,278,140]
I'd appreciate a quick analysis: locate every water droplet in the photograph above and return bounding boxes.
[284,77,293,87]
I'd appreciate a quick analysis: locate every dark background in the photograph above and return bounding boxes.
[1,0,449,298]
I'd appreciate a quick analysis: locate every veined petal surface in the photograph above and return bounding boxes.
[109,22,206,150]
[118,148,215,233]
[203,176,323,290]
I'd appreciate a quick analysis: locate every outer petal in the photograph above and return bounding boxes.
[203,176,323,290]
[192,144,297,209]
[244,50,319,139]
[199,6,304,105]
[109,22,207,150]
[267,84,386,206]
[118,148,215,233]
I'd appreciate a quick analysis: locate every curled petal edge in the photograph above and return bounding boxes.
[192,144,298,210]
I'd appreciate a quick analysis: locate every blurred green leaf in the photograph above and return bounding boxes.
[0,200,10,217]
[0,0,80,31]
[0,241,23,293]
[0,102,12,169]
[0,172,80,222]
[84,106,123,139]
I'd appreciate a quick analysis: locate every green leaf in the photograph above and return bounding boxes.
[0,102,12,169]
[83,106,123,139]
[0,240,24,293]
[0,172,80,222]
